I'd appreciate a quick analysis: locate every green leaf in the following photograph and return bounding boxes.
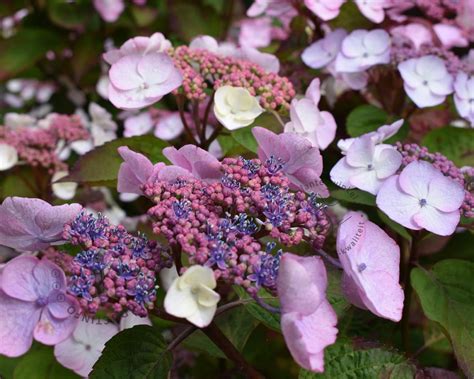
[346,105,387,138]
[411,260,474,377]
[183,307,259,358]
[326,267,350,317]
[170,1,224,40]
[202,0,225,13]
[0,167,41,200]
[377,210,412,242]
[234,286,281,332]
[422,231,474,264]
[14,346,79,379]
[298,340,415,378]
[47,0,92,29]
[0,28,64,81]
[422,127,474,167]
[90,325,172,379]
[330,189,376,207]
[64,136,168,187]
[71,34,103,81]
[232,127,258,153]
[328,2,372,31]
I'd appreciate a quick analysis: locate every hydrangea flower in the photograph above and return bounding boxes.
[163,145,222,181]
[433,24,468,49]
[213,86,263,130]
[0,143,18,171]
[52,171,77,200]
[390,23,432,51]
[335,29,391,73]
[54,319,119,377]
[143,156,330,294]
[277,253,338,373]
[252,127,329,196]
[154,112,185,140]
[398,55,453,108]
[63,211,170,316]
[330,135,402,195]
[336,212,404,322]
[239,17,272,48]
[284,80,336,150]
[0,197,82,251]
[103,32,172,65]
[117,146,192,196]
[0,256,79,357]
[453,72,474,126]
[337,119,404,153]
[302,29,347,70]
[376,161,465,236]
[164,265,220,328]
[124,112,154,137]
[93,0,124,22]
[108,52,183,110]
[355,0,387,23]
[304,0,344,21]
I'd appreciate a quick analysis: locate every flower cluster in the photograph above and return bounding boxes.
[144,156,330,295]
[63,211,171,317]
[0,114,89,172]
[396,142,474,218]
[170,45,295,110]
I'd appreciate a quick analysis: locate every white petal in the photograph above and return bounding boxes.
[186,303,217,328]
[164,280,198,318]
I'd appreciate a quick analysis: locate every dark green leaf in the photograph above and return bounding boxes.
[422,127,474,167]
[411,260,474,377]
[183,307,259,358]
[170,1,224,40]
[346,105,388,137]
[47,0,92,29]
[330,189,376,206]
[377,210,412,242]
[326,267,350,317]
[64,136,168,186]
[298,340,415,378]
[0,28,64,80]
[71,34,103,81]
[328,2,372,31]
[90,325,172,379]
[232,127,258,153]
[234,286,281,332]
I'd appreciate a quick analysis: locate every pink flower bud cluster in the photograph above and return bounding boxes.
[170,46,295,111]
[63,211,172,317]
[0,114,89,172]
[412,0,461,21]
[143,157,330,295]
[396,142,474,218]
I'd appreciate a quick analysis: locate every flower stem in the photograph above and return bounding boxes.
[176,94,198,145]
[401,233,419,354]
[203,322,265,379]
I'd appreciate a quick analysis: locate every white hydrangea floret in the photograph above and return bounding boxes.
[0,144,19,171]
[164,265,221,328]
[213,86,263,130]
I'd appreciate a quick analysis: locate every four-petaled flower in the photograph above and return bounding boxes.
[377,161,465,236]
[330,135,402,195]
[398,55,453,108]
[335,29,391,73]
[164,265,221,328]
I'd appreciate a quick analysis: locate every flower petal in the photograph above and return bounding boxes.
[0,291,40,357]
[376,176,421,230]
[413,205,460,236]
